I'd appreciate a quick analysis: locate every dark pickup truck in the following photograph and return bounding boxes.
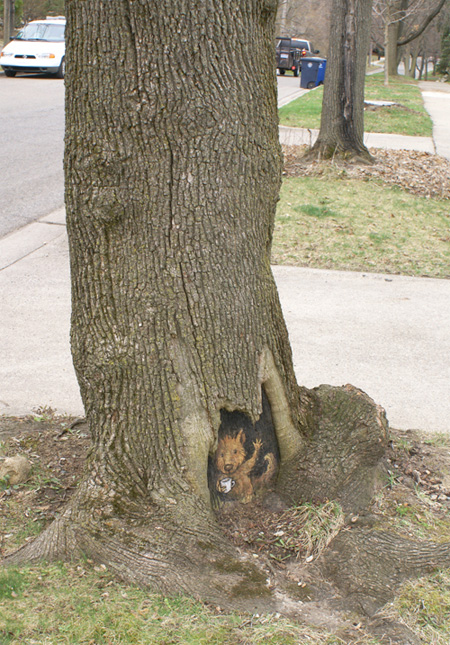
[275,37,318,76]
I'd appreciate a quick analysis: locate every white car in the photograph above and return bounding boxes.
[0,16,66,78]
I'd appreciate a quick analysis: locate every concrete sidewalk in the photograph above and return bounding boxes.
[279,124,436,153]
[278,77,450,160]
[1,207,450,433]
[0,210,82,416]
[420,81,450,161]
[1,82,449,433]
[275,265,450,434]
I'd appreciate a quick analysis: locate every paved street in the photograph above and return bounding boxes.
[0,74,304,238]
[0,75,64,237]
[276,73,309,106]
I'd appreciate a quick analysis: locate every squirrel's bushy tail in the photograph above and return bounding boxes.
[258,452,277,485]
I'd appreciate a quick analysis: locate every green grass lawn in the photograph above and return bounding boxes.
[1,562,449,644]
[0,564,357,644]
[273,175,450,278]
[279,74,434,137]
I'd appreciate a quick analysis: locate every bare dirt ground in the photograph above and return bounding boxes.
[1,413,450,642]
[1,413,449,564]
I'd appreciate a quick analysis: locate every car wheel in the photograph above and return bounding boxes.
[279,69,285,75]
[307,81,315,89]
[293,67,299,77]
[56,57,65,79]
[4,70,16,77]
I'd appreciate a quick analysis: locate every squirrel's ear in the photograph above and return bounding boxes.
[237,429,245,443]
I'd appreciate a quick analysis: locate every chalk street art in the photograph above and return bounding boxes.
[208,390,279,505]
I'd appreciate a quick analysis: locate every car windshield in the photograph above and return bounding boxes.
[276,39,291,49]
[15,23,65,42]
[292,40,309,50]
[276,38,311,51]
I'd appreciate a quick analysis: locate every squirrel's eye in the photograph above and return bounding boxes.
[234,449,237,454]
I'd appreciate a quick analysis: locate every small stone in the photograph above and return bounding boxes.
[0,455,31,485]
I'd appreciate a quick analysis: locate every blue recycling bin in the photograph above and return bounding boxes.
[300,57,327,89]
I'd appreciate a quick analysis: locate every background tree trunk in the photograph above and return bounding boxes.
[3,0,15,43]
[384,17,391,84]
[386,0,406,76]
[278,0,288,33]
[384,0,447,77]
[387,19,401,74]
[306,0,373,162]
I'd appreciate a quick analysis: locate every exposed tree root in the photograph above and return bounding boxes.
[276,384,389,512]
[5,488,278,613]
[7,469,450,642]
[3,384,450,642]
[270,523,450,642]
[319,526,450,617]
[5,514,82,565]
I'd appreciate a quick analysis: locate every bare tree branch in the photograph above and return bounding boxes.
[398,0,446,45]
[373,0,428,25]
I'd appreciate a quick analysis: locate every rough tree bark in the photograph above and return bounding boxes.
[306,0,373,162]
[5,0,450,619]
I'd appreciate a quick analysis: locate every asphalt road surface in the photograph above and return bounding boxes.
[0,74,64,238]
[276,72,308,106]
[0,73,301,239]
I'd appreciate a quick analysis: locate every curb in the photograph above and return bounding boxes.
[0,207,66,271]
[278,124,435,153]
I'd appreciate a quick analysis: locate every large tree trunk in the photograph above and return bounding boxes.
[3,0,403,610]
[5,1,450,621]
[5,0,300,606]
[306,0,373,162]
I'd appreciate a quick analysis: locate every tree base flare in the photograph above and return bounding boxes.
[276,384,389,512]
[4,383,390,595]
[303,140,374,164]
[3,386,450,639]
[5,497,277,613]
